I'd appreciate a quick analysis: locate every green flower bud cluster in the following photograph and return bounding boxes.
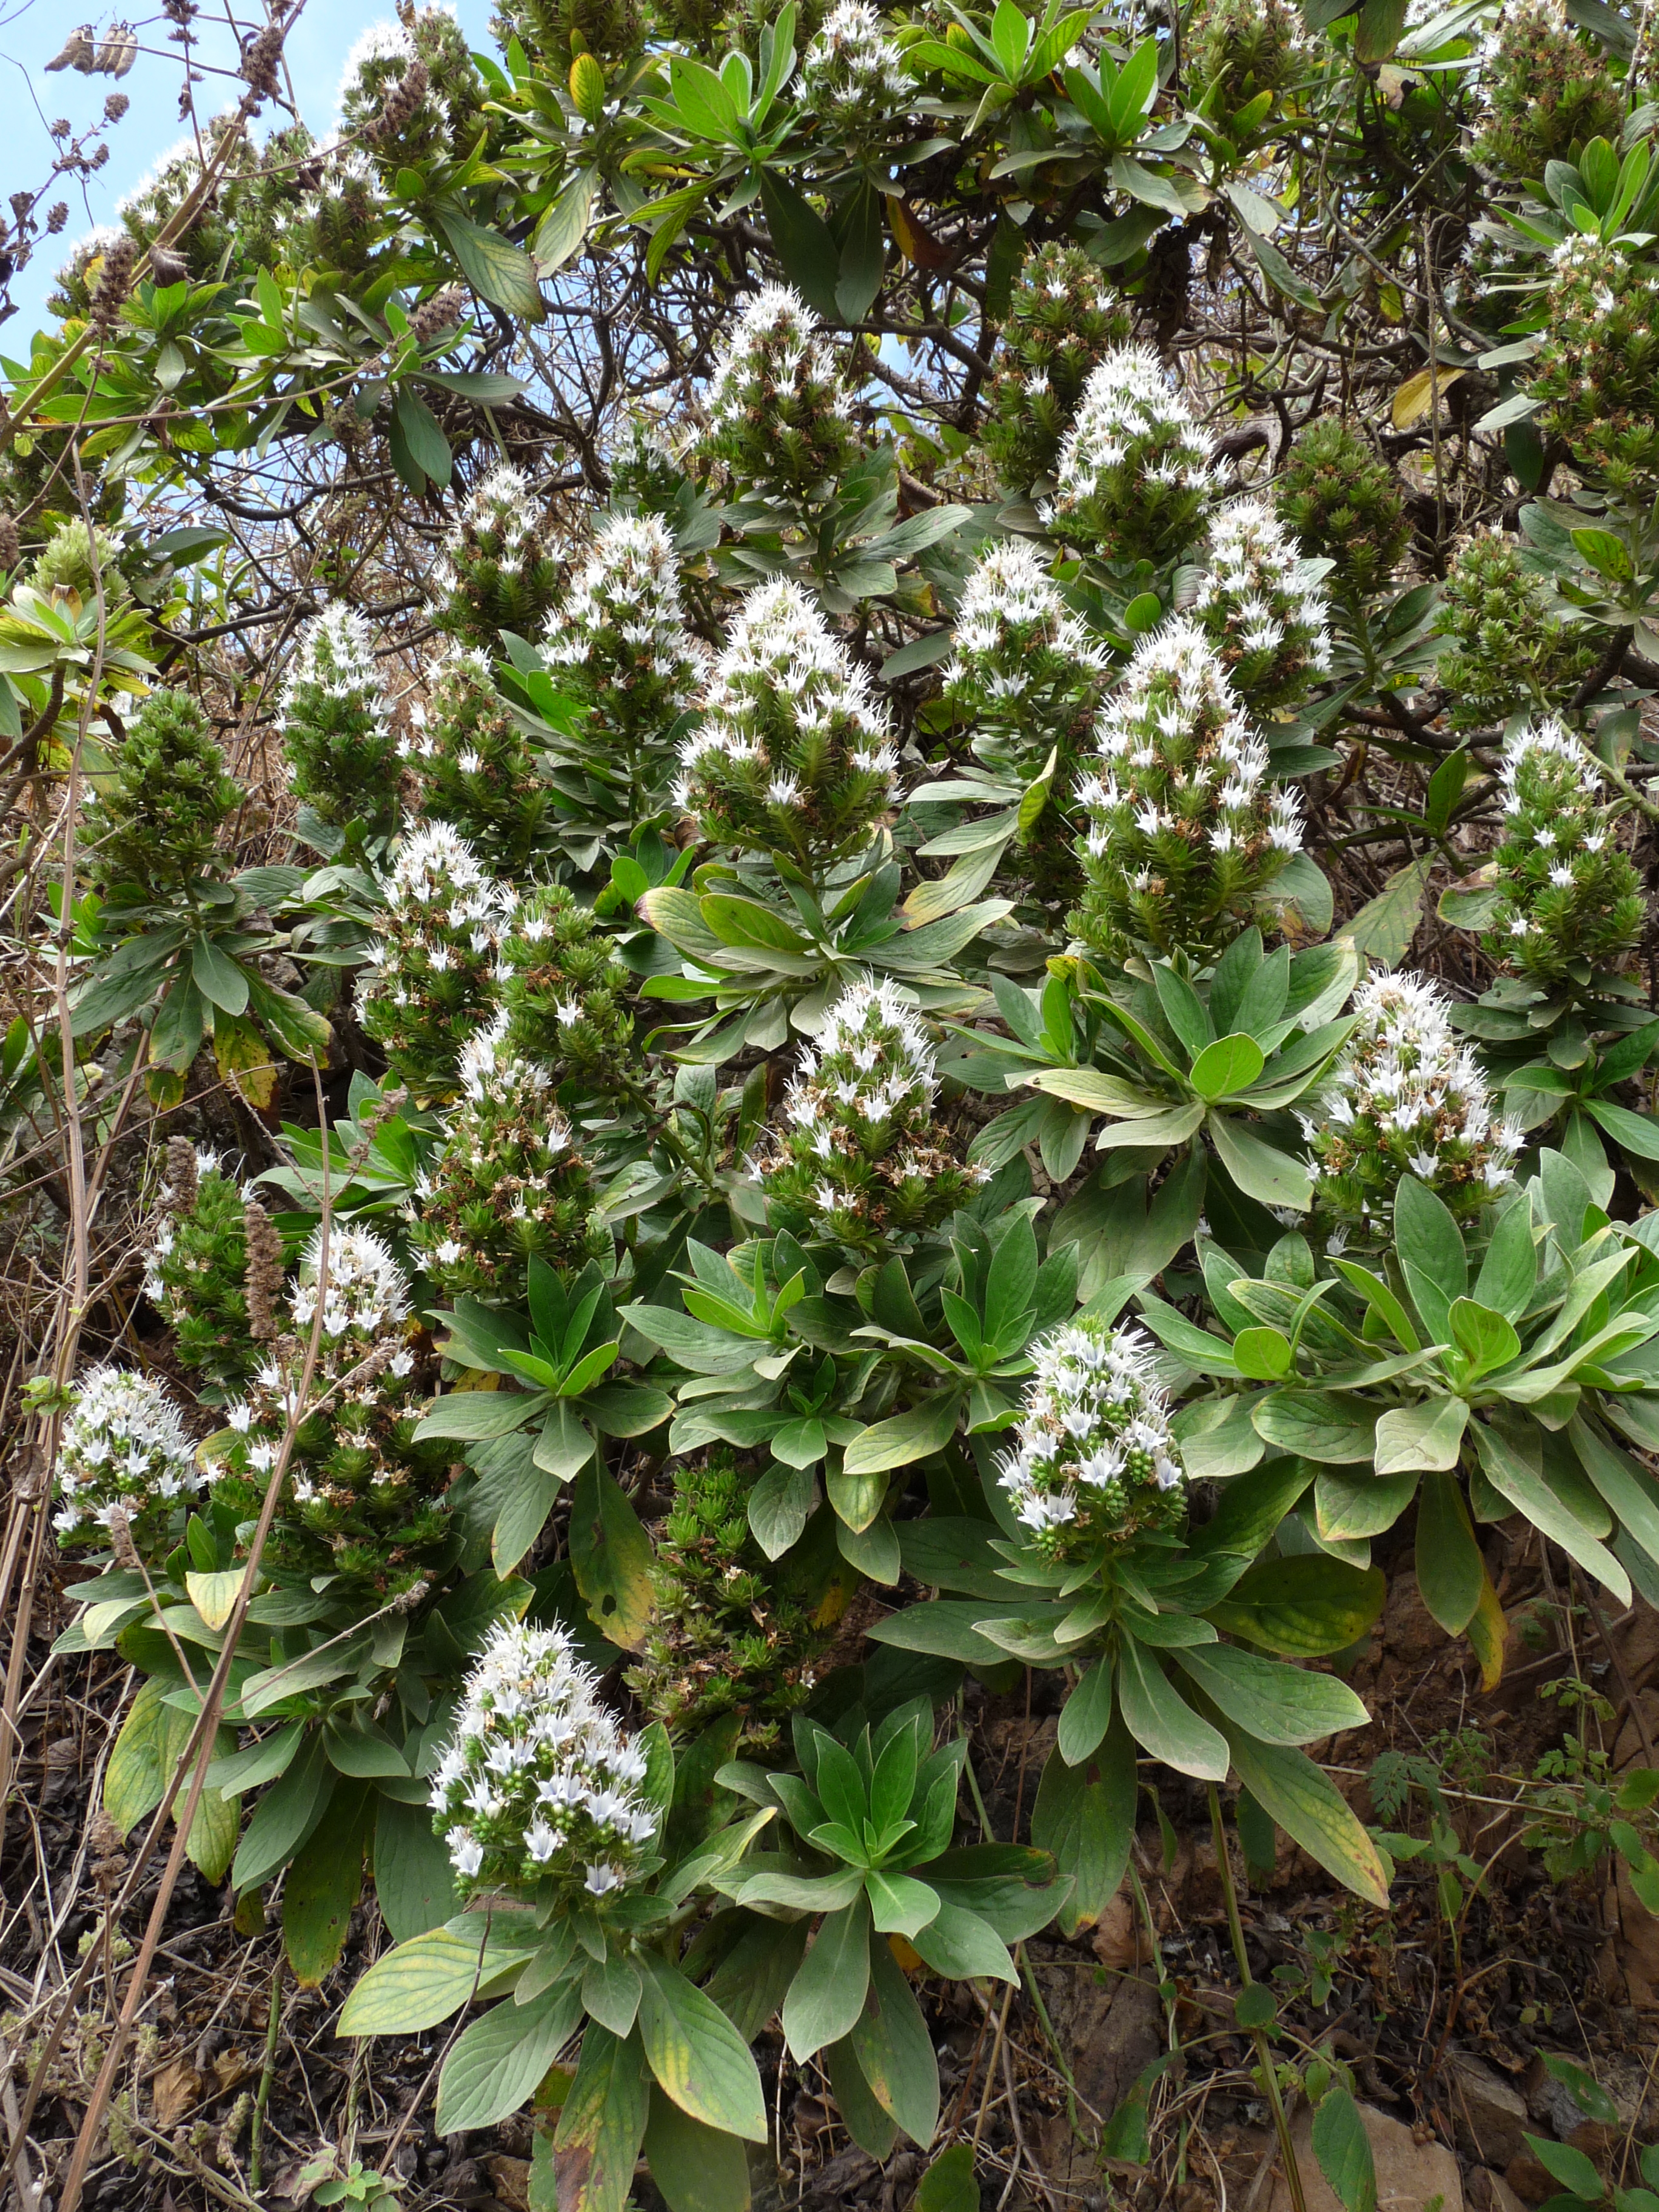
[1529,235,1659,495]
[1276,420,1408,602]
[1472,0,1620,183]
[492,0,643,69]
[982,245,1133,495]
[1303,973,1523,1230]
[29,517,123,601]
[1483,718,1643,984]
[699,285,858,502]
[438,463,566,647]
[608,416,690,520]
[799,1,908,143]
[430,1620,659,1902]
[141,1146,258,1396]
[1189,497,1333,714]
[1044,345,1219,564]
[541,512,703,805]
[83,688,240,905]
[211,1227,452,1603]
[53,1364,202,1560]
[1073,620,1302,962]
[357,823,517,1102]
[1437,531,1597,729]
[497,883,635,1096]
[996,1320,1185,1561]
[759,977,988,1258]
[407,1021,610,1306]
[1188,0,1302,113]
[674,577,898,876]
[625,1450,830,1753]
[401,647,548,873]
[280,603,401,836]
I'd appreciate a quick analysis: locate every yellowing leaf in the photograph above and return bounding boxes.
[1391,364,1464,431]
[1465,1569,1506,1691]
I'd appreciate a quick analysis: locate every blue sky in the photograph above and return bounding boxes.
[0,0,493,339]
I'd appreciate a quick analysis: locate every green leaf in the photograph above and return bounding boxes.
[1311,2088,1378,2212]
[1395,1176,1466,1341]
[570,1461,655,1647]
[1252,1390,1376,1464]
[585,1954,645,2039]
[436,1983,585,2134]
[867,1600,1028,1665]
[374,1794,458,1941]
[782,1895,873,2062]
[1472,1420,1631,1602]
[553,2024,651,2212]
[1525,2134,1606,2199]
[757,171,842,320]
[643,2088,751,2212]
[1413,1471,1485,1634]
[1207,1114,1313,1212]
[913,2143,978,2212]
[189,935,250,1016]
[415,1387,550,1442]
[824,2036,897,2161]
[1189,1033,1265,1099]
[637,1954,768,2141]
[1449,1298,1521,1378]
[232,1728,333,1891]
[394,386,452,489]
[283,1783,369,1988]
[747,1461,816,1559]
[338,1923,523,2037]
[850,1926,940,2148]
[1057,1658,1115,1766]
[532,169,597,272]
[1171,1644,1368,1746]
[1208,1556,1386,1656]
[1218,1726,1390,1906]
[1233,1326,1293,1381]
[1340,856,1431,968]
[1373,1397,1467,1475]
[1572,1416,1659,1570]
[842,1391,963,1475]
[908,1900,1017,1983]
[1117,1638,1229,1780]
[435,207,545,321]
[1314,1467,1416,1541]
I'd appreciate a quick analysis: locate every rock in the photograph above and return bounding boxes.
[1467,2173,1530,2212]
[1034,1966,1162,2194]
[1265,2104,1462,2212]
[1502,2148,1556,2206]
[484,2156,532,2212]
[1446,2053,1529,2168]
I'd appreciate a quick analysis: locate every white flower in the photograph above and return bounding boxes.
[996,1321,1182,1558]
[54,1365,201,1553]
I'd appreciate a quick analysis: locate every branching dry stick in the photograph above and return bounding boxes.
[41,1052,338,2212]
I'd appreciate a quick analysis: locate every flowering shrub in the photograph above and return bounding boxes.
[1304,973,1524,1229]
[1073,619,1301,960]
[758,977,984,1256]
[403,647,548,873]
[1190,498,1333,712]
[438,463,566,645]
[1473,0,1620,181]
[996,1322,1184,1560]
[280,603,400,834]
[626,1450,828,1752]
[429,1619,659,1898]
[982,244,1133,495]
[82,689,239,904]
[142,1147,257,1396]
[1483,720,1644,984]
[799,2,908,142]
[407,1022,609,1304]
[541,512,702,808]
[1438,532,1596,730]
[210,1227,449,1601]
[1530,236,1659,493]
[53,1365,201,1557]
[699,286,857,500]
[1277,420,1409,600]
[357,824,515,1101]
[674,577,898,877]
[1044,346,1218,562]
[498,882,635,1090]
